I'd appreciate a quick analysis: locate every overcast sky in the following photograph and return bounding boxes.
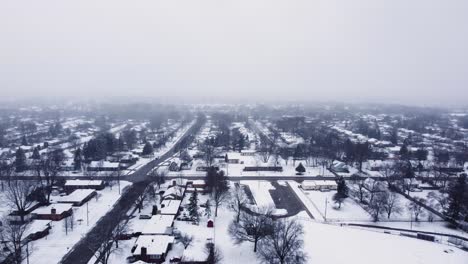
[0,0,467,106]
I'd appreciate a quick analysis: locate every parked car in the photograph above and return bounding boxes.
[139,214,151,219]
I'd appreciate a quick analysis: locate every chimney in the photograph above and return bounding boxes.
[141,246,147,257]
[51,208,56,214]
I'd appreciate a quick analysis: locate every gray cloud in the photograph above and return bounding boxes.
[0,0,467,106]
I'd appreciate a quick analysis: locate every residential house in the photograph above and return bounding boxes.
[132,235,174,263]
[32,204,73,221]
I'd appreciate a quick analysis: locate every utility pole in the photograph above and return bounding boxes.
[324,197,328,222]
[87,202,89,226]
[410,212,413,230]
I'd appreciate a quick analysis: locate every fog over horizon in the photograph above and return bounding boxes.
[1,0,467,107]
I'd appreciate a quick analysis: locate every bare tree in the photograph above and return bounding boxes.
[212,185,230,217]
[180,233,194,249]
[258,143,272,163]
[258,219,307,264]
[230,183,248,222]
[5,180,35,222]
[135,186,151,213]
[228,207,274,252]
[367,191,388,222]
[41,149,65,202]
[150,167,167,189]
[382,191,402,219]
[200,139,216,167]
[367,179,385,205]
[354,179,366,203]
[408,198,426,222]
[0,219,31,264]
[205,243,223,264]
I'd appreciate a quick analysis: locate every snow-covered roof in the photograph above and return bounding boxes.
[190,180,206,186]
[89,161,119,168]
[133,235,174,256]
[56,189,95,203]
[227,152,242,160]
[160,199,182,215]
[162,186,184,199]
[24,220,51,238]
[141,214,175,235]
[65,179,103,186]
[302,180,337,187]
[33,204,72,215]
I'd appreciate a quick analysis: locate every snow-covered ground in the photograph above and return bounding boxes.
[27,181,132,264]
[87,179,467,264]
[241,181,275,208]
[305,189,372,221]
[296,213,468,264]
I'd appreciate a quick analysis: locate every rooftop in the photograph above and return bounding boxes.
[134,235,175,256]
[141,214,175,235]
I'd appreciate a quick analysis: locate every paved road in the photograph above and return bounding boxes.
[59,120,202,264]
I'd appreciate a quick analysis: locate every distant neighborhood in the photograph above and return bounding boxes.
[0,102,467,264]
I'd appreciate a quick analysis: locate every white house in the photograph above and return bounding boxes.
[133,235,175,263]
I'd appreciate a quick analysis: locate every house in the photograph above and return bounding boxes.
[363,178,386,193]
[159,199,182,216]
[187,180,206,189]
[24,220,52,241]
[226,152,241,164]
[64,180,104,191]
[32,204,73,221]
[8,202,42,224]
[331,161,349,173]
[301,180,338,191]
[240,150,256,156]
[180,162,192,170]
[87,161,120,172]
[132,235,175,263]
[60,159,75,172]
[56,189,97,206]
[141,214,176,235]
[243,166,283,172]
[162,186,184,200]
[196,166,219,171]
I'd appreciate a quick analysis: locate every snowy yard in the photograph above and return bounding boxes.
[305,190,372,221]
[241,181,275,208]
[296,213,468,264]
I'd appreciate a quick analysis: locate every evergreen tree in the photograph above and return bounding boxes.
[142,142,154,156]
[15,147,27,172]
[188,189,199,222]
[295,162,306,175]
[399,144,409,160]
[204,199,212,218]
[237,135,245,152]
[21,135,28,146]
[390,126,398,145]
[333,177,349,208]
[445,175,467,220]
[32,147,41,160]
[74,147,83,171]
